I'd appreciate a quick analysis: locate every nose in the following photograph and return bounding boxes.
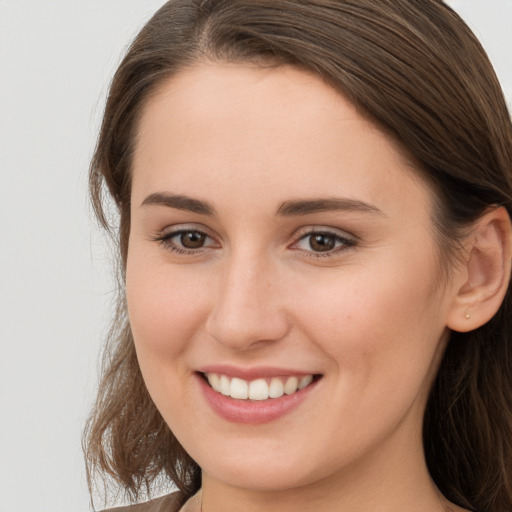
[206,249,290,351]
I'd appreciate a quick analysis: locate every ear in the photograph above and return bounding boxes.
[447,206,512,333]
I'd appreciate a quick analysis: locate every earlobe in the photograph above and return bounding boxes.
[447,206,512,333]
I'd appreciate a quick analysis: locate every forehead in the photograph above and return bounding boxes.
[132,62,432,222]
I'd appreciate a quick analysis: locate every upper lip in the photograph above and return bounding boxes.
[197,364,320,381]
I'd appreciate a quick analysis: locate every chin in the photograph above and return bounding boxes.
[204,461,315,492]
[189,435,335,493]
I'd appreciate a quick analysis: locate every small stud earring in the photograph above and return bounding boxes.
[465,311,471,319]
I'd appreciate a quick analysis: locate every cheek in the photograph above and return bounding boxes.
[286,257,447,454]
[292,252,446,385]
[125,253,215,415]
[125,250,210,360]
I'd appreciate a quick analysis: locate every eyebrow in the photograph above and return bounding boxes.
[141,193,215,215]
[141,192,384,218]
[276,198,385,217]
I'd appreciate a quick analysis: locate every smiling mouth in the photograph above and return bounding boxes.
[201,372,322,401]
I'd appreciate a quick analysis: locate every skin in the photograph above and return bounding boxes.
[126,63,476,512]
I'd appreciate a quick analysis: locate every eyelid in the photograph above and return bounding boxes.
[292,225,357,242]
[151,223,220,253]
[151,223,356,257]
[289,226,357,256]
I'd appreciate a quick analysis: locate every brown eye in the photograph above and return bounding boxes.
[155,228,216,254]
[180,231,206,249]
[293,229,355,256]
[309,233,336,252]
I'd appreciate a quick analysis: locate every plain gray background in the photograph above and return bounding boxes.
[0,1,511,511]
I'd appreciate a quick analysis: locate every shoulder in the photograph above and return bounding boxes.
[101,492,182,512]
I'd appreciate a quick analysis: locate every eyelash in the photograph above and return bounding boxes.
[292,229,356,258]
[153,228,216,255]
[152,227,356,258]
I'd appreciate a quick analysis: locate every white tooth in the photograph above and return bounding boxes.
[249,379,269,400]
[284,376,299,395]
[269,378,284,398]
[230,378,249,399]
[206,373,221,392]
[298,375,313,390]
[220,375,231,396]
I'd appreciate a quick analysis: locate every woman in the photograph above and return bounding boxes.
[84,1,512,511]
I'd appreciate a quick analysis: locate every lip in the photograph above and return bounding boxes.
[195,369,321,425]
[197,364,316,381]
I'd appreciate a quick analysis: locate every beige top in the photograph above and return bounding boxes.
[103,490,202,512]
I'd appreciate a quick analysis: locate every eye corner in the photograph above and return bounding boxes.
[151,224,220,256]
[289,226,357,258]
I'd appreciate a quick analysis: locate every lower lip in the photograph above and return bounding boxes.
[197,374,320,424]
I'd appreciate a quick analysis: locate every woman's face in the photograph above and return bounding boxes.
[127,63,460,493]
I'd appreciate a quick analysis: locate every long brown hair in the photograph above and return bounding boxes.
[84,1,512,510]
